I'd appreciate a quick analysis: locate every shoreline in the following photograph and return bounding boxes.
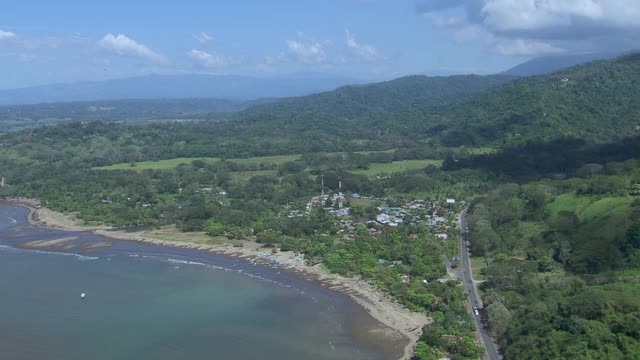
[1,197,430,360]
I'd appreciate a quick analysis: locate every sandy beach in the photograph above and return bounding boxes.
[1,197,431,360]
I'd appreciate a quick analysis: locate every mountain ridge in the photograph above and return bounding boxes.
[0,73,364,106]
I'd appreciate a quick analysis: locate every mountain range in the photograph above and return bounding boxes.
[0,51,629,107]
[0,73,362,106]
[502,51,627,76]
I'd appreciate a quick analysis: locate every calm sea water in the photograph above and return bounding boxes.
[0,204,401,360]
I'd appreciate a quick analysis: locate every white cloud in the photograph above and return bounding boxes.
[193,32,214,44]
[417,0,640,55]
[96,33,166,63]
[269,32,344,65]
[285,34,329,64]
[495,39,566,56]
[0,30,16,40]
[187,49,240,68]
[479,0,634,34]
[345,29,386,62]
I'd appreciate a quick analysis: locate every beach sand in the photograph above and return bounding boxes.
[1,197,430,360]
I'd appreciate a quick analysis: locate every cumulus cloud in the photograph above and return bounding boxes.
[97,33,166,63]
[187,49,240,68]
[269,32,343,65]
[345,29,386,62]
[193,32,214,44]
[0,30,16,40]
[417,0,640,55]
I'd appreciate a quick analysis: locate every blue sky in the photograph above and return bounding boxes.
[1,0,639,89]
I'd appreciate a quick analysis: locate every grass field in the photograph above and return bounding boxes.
[470,256,487,281]
[548,193,634,222]
[229,154,300,166]
[94,153,444,179]
[547,193,594,219]
[141,226,241,246]
[352,159,443,176]
[355,149,396,155]
[465,147,497,155]
[94,157,219,171]
[580,197,634,222]
[94,154,303,171]
[231,170,278,181]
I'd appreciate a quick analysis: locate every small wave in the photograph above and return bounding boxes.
[166,258,207,266]
[0,245,99,261]
[0,244,18,252]
[120,252,309,293]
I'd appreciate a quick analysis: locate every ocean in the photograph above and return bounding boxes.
[0,204,402,360]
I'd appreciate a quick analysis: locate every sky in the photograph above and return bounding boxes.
[1,0,639,89]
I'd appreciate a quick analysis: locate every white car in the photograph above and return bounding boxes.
[473,307,480,316]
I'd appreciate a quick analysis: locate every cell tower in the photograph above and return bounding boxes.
[338,176,344,210]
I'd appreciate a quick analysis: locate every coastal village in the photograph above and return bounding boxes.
[295,190,461,238]
[288,185,462,247]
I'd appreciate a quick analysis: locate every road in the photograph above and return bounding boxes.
[459,209,501,360]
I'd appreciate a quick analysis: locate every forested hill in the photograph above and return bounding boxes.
[242,74,517,119]
[232,52,640,152]
[432,52,640,147]
[501,52,621,76]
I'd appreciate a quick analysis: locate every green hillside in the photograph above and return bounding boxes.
[2,52,640,360]
[433,53,640,147]
[243,74,517,118]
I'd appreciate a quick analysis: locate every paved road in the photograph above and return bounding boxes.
[459,209,501,360]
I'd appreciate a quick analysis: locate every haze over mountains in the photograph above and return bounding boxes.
[0,52,627,107]
[0,73,362,106]
[503,51,628,77]
[2,52,638,140]
[0,74,516,133]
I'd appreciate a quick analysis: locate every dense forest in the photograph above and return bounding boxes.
[1,52,640,359]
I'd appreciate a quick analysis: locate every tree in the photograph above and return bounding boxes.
[538,255,553,272]
[487,301,512,337]
[205,219,225,237]
[256,229,280,246]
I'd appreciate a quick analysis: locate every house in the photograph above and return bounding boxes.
[376,213,392,224]
[436,234,448,240]
[336,208,350,217]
